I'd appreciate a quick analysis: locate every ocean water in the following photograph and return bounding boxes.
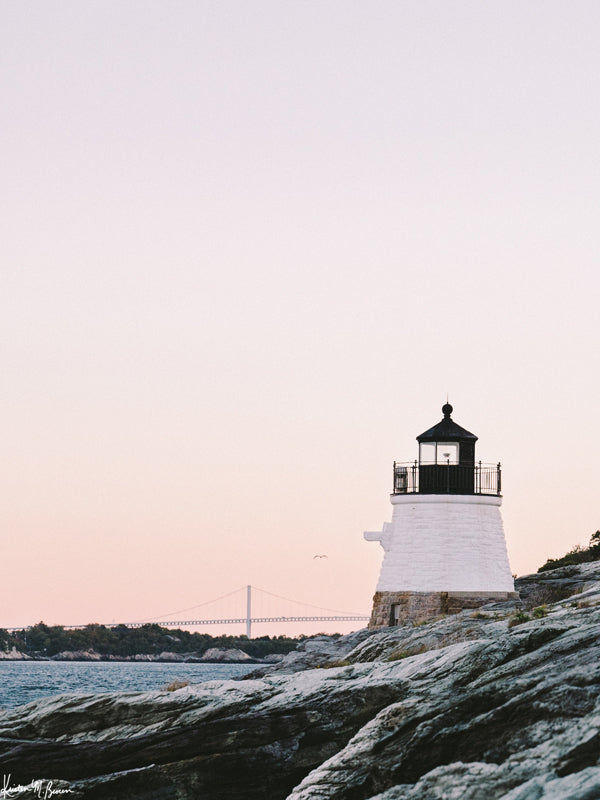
[0,661,258,710]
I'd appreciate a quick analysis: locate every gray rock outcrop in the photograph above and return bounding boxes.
[51,649,102,661]
[49,648,258,663]
[1,563,600,799]
[199,646,254,662]
[515,560,600,604]
[0,646,31,660]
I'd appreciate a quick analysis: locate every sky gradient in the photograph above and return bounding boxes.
[2,1,599,636]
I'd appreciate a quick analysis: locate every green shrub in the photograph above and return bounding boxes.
[532,606,548,618]
[387,651,409,661]
[508,611,531,628]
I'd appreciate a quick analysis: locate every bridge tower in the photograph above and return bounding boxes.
[364,403,517,627]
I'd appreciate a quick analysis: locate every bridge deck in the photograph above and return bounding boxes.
[5,615,369,632]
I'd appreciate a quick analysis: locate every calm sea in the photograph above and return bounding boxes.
[0,661,258,710]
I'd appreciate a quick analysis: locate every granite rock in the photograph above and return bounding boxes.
[1,564,599,800]
[0,647,31,660]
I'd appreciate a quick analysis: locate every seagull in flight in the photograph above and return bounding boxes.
[313,554,328,559]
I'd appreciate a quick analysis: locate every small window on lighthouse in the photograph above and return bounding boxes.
[419,443,436,464]
[437,443,458,464]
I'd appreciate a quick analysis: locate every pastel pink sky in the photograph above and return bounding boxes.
[2,2,599,636]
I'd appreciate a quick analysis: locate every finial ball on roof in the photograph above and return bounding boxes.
[442,403,453,418]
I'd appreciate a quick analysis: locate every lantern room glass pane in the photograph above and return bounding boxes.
[437,443,458,464]
[419,443,436,464]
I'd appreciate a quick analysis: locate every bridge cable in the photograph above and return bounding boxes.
[131,586,248,623]
[251,585,367,617]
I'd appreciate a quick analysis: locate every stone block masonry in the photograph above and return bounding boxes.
[367,590,519,629]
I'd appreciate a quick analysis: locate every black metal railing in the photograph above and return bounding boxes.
[392,460,501,496]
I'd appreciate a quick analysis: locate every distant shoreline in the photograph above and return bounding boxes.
[1,625,301,664]
[0,657,266,664]
[0,648,278,665]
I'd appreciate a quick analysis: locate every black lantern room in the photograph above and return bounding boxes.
[392,404,501,496]
[416,403,477,494]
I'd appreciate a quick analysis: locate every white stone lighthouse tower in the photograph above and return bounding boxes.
[364,403,517,627]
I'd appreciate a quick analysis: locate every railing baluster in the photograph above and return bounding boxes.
[391,460,501,497]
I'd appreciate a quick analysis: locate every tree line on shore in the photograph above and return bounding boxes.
[0,622,305,659]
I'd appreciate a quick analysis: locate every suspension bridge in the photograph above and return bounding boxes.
[6,585,370,638]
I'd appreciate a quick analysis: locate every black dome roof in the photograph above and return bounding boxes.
[416,404,478,443]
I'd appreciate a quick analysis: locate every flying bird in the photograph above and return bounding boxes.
[313,554,328,559]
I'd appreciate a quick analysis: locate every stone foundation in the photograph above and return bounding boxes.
[368,590,520,628]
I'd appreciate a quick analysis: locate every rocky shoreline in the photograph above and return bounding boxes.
[1,563,600,799]
[0,646,280,664]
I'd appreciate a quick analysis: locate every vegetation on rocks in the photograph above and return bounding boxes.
[164,680,190,692]
[538,529,600,572]
[507,610,530,627]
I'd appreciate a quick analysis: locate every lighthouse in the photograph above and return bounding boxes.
[364,403,517,627]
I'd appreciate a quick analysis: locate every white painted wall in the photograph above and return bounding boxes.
[364,494,515,592]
